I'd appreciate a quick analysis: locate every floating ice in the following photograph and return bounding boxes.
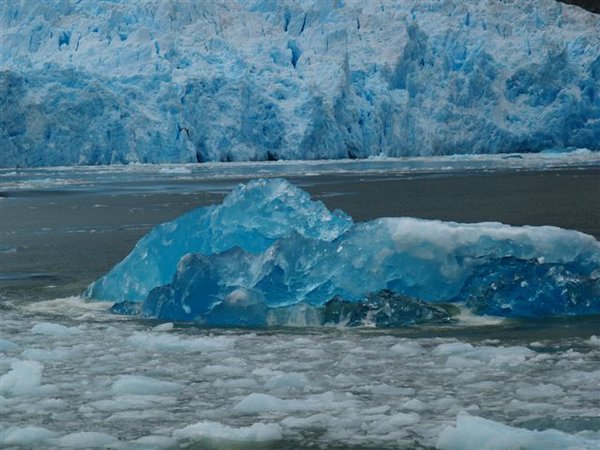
[437,412,599,450]
[54,432,118,448]
[92,179,600,324]
[126,332,235,353]
[173,420,282,442]
[131,435,177,449]
[0,360,56,397]
[0,426,59,447]
[111,375,183,395]
[265,372,308,390]
[2,1,599,167]
[31,322,80,337]
[22,346,82,362]
[0,339,19,352]
[234,391,338,414]
[86,178,351,302]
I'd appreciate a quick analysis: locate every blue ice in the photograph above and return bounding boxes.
[85,178,352,302]
[2,0,599,167]
[88,179,600,325]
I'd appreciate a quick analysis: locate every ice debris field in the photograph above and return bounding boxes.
[86,178,600,325]
[2,0,600,166]
[1,302,599,449]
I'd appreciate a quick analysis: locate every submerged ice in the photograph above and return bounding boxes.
[2,0,600,167]
[87,178,600,324]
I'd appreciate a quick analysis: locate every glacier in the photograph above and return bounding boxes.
[87,178,600,325]
[2,0,600,167]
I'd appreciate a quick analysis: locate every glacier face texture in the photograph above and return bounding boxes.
[2,0,600,167]
[87,179,600,325]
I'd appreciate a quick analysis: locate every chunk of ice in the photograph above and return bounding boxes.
[173,420,282,442]
[31,322,80,337]
[111,375,183,395]
[54,432,118,448]
[0,426,59,447]
[0,360,54,397]
[94,179,599,325]
[87,179,351,302]
[437,412,599,450]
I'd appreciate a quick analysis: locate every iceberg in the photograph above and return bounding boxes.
[88,178,600,325]
[86,178,352,302]
[2,0,599,167]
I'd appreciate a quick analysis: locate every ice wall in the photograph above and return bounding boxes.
[2,0,599,167]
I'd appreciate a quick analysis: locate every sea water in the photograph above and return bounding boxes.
[1,154,599,449]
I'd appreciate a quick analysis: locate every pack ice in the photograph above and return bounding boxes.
[2,0,599,167]
[86,178,600,325]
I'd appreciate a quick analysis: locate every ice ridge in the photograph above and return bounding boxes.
[87,178,600,325]
[2,0,600,167]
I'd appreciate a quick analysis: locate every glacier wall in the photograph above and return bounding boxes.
[2,0,600,167]
[87,179,600,325]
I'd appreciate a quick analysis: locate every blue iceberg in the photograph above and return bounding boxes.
[88,178,600,325]
[86,178,352,302]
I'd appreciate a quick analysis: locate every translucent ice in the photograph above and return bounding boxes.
[2,0,599,167]
[93,179,600,324]
[86,178,352,302]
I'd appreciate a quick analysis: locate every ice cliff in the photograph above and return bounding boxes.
[87,179,600,325]
[2,0,600,167]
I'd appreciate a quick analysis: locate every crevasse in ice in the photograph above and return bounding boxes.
[88,178,600,324]
[2,0,600,167]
